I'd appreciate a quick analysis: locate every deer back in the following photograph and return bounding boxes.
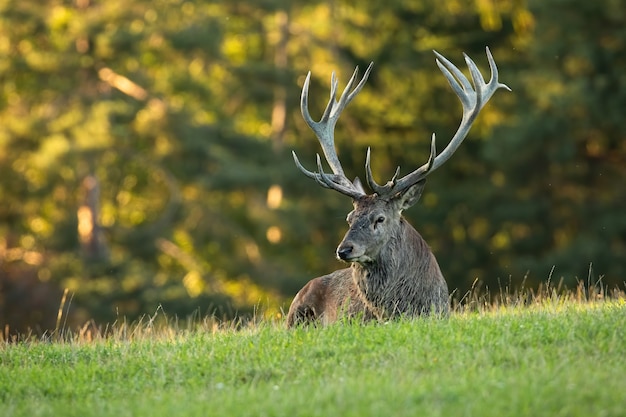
[286,268,373,326]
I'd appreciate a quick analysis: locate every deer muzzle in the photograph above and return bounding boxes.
[336,242,372,263]
[336,244,354,261]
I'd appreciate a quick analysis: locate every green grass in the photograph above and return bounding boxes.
[1,298,625,417]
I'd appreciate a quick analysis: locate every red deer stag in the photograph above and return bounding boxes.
[286,48,510,327]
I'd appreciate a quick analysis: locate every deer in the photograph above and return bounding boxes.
[286,48,510,327]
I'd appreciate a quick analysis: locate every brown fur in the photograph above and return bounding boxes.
[286,268,374,327]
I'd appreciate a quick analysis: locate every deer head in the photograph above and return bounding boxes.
[293,48,510,265]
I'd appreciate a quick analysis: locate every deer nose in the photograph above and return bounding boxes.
[337,245,353,260]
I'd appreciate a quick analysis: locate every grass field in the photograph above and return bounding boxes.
[1,293,625,417]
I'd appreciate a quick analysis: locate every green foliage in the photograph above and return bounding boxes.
[1,300,625,416]
[0,0,624,330]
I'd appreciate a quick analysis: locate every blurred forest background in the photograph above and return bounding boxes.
[0,0,624,334]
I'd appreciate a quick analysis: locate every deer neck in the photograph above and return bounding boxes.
[350,218,435,316]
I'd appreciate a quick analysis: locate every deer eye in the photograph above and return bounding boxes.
[376,216,385,224]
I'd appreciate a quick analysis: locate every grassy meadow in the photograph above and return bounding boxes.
[1,289,625,417]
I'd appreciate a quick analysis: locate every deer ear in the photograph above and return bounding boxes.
[395,179,426,212]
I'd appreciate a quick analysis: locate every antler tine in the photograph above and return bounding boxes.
[365,147,402,196]
[340,63,374,110]
[388,47,510,195]
[292,150,318,181]
[365,147,385,195]
[315,154,365,198]
[294,62,374,199]
[291,151,364,199]
[365,135,435,196]
[485,47,512,93]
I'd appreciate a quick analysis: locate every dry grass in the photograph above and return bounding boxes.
[3,272,623,345]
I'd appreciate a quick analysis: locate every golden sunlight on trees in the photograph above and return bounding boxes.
[266,185,283,210]
[97,68,148,101]
[266,227,282,244]
[0,0,624,333]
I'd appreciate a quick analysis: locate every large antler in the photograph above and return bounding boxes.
[366,47,511,197]
[292,62,374,199]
